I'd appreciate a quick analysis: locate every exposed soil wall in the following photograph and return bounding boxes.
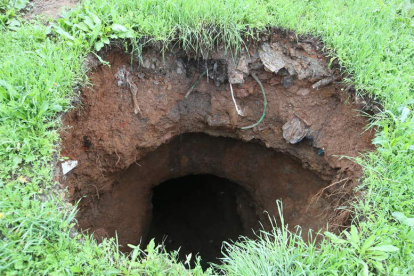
[60,31,374,261]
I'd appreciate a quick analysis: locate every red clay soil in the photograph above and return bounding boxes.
[60,32,374,261]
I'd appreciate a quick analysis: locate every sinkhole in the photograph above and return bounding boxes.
[60,32,374,264]
[66,132,338,263]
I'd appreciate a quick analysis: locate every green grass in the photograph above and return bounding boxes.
[0,0,413,274]
[0,0,30,26]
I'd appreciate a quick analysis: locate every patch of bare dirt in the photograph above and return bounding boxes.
[59,31,375,262]
[24,0,78,19]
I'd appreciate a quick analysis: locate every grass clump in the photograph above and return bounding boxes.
[0,0,413,275]
[52,0,271,56]
[0,0,29,27]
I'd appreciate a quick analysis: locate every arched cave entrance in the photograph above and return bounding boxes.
[148,174,257,264]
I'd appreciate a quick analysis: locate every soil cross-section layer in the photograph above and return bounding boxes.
[60,31,374,262]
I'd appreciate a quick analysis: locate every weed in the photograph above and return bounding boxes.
[0,0,29,28]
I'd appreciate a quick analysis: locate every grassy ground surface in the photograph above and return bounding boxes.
[0,0,413,275]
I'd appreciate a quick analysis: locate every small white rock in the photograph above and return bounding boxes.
[61,160,78,175]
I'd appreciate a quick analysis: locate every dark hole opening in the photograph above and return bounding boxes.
[146,174,259,264]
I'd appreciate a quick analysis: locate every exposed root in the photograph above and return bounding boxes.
[185,71,207,99]
[126,71,141,114]
[92,184,100,200]
[229,83,243,116]
[241,73,267,130]
[309,177,350,208]
[115,150,121,166]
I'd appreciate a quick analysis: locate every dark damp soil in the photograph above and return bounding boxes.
[59,31,375,264]
[147,174,257,264]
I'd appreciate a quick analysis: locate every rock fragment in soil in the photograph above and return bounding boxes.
[259,43,286,74]
[312,77,335,89]
[283,76,294,89]
[61,160,78,175]
[258,42,333,81]
[282,118,309,144]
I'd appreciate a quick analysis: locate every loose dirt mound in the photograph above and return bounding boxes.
[60,31,374,262]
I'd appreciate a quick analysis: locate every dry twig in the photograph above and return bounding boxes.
[310,177,350,206]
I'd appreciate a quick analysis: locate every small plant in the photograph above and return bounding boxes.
[54,6,134,51]
[325,226,399,275]
[0,0,29,28]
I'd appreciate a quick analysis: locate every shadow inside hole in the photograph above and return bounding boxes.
[146,174,259,265]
